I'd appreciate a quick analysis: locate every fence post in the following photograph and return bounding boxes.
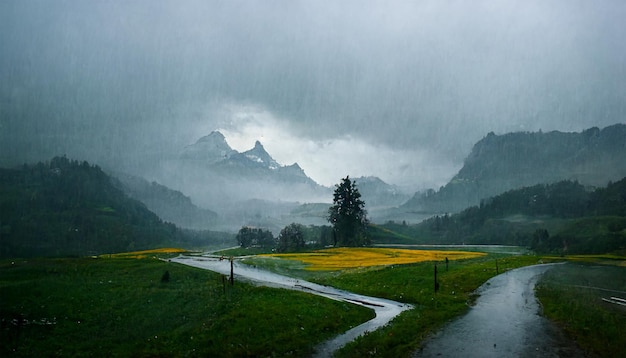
[230,257,234,286]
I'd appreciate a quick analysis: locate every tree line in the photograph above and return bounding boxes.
[382,178,626,254]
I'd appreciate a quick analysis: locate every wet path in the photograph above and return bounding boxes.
[414,264,585,357]
[170,255,412,357]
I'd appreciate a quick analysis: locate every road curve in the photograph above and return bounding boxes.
[414,264,585,358]
[170,255,412,357]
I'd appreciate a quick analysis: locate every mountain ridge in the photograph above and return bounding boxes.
[153,131,330,208]
[402,124,626,214]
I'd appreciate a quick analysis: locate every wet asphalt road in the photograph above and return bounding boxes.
[413,264,586,358]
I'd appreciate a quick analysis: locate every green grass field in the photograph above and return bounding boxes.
[0,257,373,357]
[3,250,623,357]
[536,261,626,358]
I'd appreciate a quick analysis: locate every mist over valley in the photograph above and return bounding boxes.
[1,1,625,356]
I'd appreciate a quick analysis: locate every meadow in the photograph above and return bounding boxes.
[0,254,373,357]
[3,247,622,357]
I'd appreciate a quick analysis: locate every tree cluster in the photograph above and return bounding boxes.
[235,224,335,252]
[236,227,275,248]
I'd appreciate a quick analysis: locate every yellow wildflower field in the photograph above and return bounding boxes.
[101,248,187,259]
[262,247,486,271]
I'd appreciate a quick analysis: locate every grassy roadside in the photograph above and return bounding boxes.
[316,254,545,357]
[246,251,546,357]
[0,256,374,357]
[535,260,626,358]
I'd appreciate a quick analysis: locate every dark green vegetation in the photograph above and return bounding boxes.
[231,220,406,254]
[536,262,626,358]
[277,223,306,252]
[0,157,235,258]
[382,178,626,254]
[234,223,337,252]
[235,226,275,248]
[328,176,371,247]
[0,257,374,357]
[403,124,626,213]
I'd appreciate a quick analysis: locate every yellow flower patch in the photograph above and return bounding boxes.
[102,248,187,259]
[262,247,485,271]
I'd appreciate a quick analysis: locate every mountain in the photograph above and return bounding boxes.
[353,176,411,208]
[180,131,237,163]
[111,172,219,230]
[403,124,626,214]
[240,140,281,169]
[0,157,234,258]
[153,131,330,209]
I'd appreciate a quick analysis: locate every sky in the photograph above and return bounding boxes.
[1,0,625,190]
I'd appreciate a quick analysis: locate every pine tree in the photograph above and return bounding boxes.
[327,176,370,246]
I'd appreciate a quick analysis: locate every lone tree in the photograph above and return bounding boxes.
[327,176,370,247]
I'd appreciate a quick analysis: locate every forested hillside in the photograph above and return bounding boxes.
[112,172,218,230]
[0,157,233,258]
[403,124,626,213]
[384,179,626,254]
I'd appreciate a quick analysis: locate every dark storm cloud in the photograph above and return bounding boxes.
[1,0,624,187]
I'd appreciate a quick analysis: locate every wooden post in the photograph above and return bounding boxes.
[434,264,439,293]
[229,256,234,286]
[445,257,449,272]
[495,259,499,274]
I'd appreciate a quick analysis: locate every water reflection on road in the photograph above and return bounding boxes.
[170,255,412,357]
[414,264,585,358]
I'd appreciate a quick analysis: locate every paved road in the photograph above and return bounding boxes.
[414,264,586,357]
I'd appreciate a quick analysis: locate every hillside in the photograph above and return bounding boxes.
[403,124,626,213]
[0,157,234,258]
[112,172,219,230]
[385,178,626,254]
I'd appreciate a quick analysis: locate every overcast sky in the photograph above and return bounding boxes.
[1,0,625,189]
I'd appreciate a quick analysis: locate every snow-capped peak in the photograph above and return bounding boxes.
[180,131,236,162]
[242,141,281,169]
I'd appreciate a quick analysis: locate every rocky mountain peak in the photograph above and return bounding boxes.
[242,140,280,169]
[180,131,236,162]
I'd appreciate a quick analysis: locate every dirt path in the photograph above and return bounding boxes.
[170,255,412,357]
[413,264,585,357]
